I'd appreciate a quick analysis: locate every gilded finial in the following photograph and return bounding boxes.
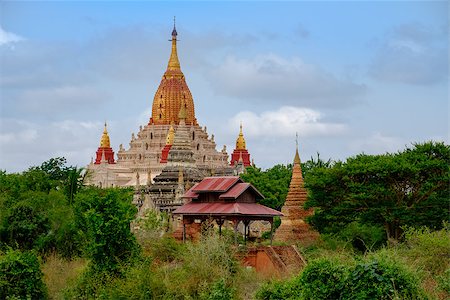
[178,101,187,120]
[168,18,180,71]
[236,122,246,150]
[100,122,111,148]
[166,125,175,145]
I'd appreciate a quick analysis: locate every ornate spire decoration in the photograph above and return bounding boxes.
[94,122,115,164]
[100,122,111,148]
[168,16,181,71]
[178,100,187,121]
[230,122,251,167]
[166,125,175,145]
[150,20,197,125]
[236,122,246,150]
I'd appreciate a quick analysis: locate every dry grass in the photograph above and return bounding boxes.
[42,253,88,300]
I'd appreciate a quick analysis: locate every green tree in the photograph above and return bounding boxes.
[2,202,50,250]
[241,164,292,210]
[74,187,139,274]
[0,248,48,299]
[305,141,450,240]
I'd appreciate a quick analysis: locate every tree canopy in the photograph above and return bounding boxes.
[305,141,450,240]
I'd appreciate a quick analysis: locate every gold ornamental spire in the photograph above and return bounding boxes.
[100,122,111,148]
[235,122,246,150]
[167,16,181,71]
[166,125,175,145]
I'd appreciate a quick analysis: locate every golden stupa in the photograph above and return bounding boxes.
[151,23,197,125]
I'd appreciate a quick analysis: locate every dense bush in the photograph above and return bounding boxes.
[0,249,48,299]
[256,256,426,300]
[299,259,348,299]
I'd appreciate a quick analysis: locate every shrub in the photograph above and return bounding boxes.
[255,256,426,299]
[337,221,386,252]
[343,258,426,299]
[255,279,301,300]
[299,258,348,299]
[201,278,235,300]
[0,249,48,299]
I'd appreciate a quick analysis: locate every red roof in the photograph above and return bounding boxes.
[173,202,283,217]
[183,183,199,199]
[192,176,242,193]
[219,183,264,200]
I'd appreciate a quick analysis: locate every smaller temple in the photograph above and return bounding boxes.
[230,123,251,167]
[173,176,283,243]
[274,140,318,244]
[94,123,115,164]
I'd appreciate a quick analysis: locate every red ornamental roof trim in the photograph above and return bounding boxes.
[219,183,265,200]
[173,202,283,217]
[191,176,242,193]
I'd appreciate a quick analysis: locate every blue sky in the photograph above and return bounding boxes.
[1,1,448,172]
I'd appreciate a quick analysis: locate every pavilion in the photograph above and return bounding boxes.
[173,176,283,244]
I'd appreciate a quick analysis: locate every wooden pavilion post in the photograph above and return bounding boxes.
[216,218,224,236]
[183,223,186,243]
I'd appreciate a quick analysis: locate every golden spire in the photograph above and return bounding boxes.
[166,125,175,145]
[100,122,111,148]
[167,16,181,72]
[178,101,187,120]
[235,122,246,150]
[151,20,197,126]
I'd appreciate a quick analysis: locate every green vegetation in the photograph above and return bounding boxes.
[0,248,48,299]
[0,141,448,299]
[305,141,450,241]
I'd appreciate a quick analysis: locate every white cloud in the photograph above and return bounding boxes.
[208,54,366,108]
[369,23,448,85]
[0,119,104,172]
[229,106,347,138]
[0,26,24,46]
[349,132,406,155]
[16,86,109,113]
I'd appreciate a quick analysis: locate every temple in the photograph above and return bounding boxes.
[274,141,318,244]
[86,22,230,188]
[230,124,251,167]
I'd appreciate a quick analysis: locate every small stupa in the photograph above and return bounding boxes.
[230,123,251,167]
[94,122,115,164]
[275,136,318,244]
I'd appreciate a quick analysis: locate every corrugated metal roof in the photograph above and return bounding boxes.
[192,176,242,193]
[182,183,199,199]
[219,183,248,199]
[173,202,283,217]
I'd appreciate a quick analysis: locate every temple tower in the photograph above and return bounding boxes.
[274,141,318,244]
[94,123,115,164]
[87,22,230,188]
[230,124,251,167]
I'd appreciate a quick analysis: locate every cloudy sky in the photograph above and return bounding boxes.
[1,1,448,172]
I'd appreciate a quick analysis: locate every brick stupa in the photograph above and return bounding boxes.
[274,145,318,244]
